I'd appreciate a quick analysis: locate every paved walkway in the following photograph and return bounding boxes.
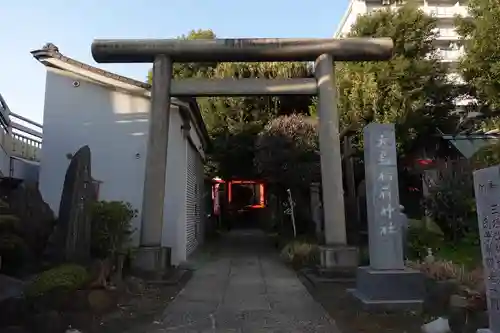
[151,230,340,332]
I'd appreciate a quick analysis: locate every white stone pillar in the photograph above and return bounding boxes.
[314,53,347,245]
[136,55,172,272]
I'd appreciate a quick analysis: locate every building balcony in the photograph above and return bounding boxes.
[434,28,461,41]
[423,6,469,19]
[438,48,463,63]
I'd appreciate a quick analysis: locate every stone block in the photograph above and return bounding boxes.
[349,266,425,312]
[132,246,171,274]
[319,245,358,269]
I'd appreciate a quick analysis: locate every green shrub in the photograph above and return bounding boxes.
[472,141,500,168]
[0,215,20,233]
[422,161,477,242]
[90,201,137,259]
[407,220,444,260]
[25,264,89,297]
[0,233,29,273]
[0,198,25,273]
[359,246,370,266]
[437,238,482,269]
[280,240,319,269]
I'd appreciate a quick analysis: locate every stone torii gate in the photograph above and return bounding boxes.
[91,37,393,272]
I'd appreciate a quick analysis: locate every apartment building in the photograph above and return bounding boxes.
[336,0,470,107]
[337,0,468,75]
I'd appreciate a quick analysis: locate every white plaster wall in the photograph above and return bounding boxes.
[162,109,187,265]
[335,1,367,37]
[10,157,39,183]
[38,69,187,248]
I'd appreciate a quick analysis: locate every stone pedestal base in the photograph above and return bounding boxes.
[349,266,425,312]
[319,245,358,269]
[132,246,171,277]
[477,330,494,333]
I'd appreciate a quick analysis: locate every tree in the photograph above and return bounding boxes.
[254,114,320,189]
[318,3,455,156]
[147,29,217,82]
[454,0,500,134]
[456,0,500,110]
[147,29,316,179]
[147,29,314,131]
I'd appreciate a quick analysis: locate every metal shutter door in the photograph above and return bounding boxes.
[196,153,204,246]
[186,144,198,256]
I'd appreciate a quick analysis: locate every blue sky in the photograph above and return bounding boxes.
[1,0,349,124]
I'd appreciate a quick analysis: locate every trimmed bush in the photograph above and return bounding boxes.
[90,201,137,259]
[407,223,444,260]
[0,233,29,273]
[25,264,89,297]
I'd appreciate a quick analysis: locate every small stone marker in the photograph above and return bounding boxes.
[310,183,323,239]
[363,123,404,270]
[473,166,500,333]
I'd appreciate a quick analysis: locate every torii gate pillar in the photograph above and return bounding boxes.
[315,54,359,269]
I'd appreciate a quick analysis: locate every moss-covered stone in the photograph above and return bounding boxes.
[25,264,89,298]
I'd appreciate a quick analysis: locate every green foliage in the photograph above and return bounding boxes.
[25,264,89,298]
[422,161,477,242]
[407,222,481,270]
[146,29,315,179]
[317,4,455,155]
[472,141,500,168]
[456,0,500,110]
[147,29,217,83]
[90,201,137,259]
[254,114,320,188]
[359,246,370,266]
[407,224,444,260]
[0,199,26,273]
[0,233,29,272]
[0,214,20,233]
[436,238,481,269]
[206,122,263,180]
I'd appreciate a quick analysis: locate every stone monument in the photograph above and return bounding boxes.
[473,166,500,333]
[349,123,425,311]
[45,145,94,264]
[310,183,323,240]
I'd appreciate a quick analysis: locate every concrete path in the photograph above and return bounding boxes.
[152,230,340,332]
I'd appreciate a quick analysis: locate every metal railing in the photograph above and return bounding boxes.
[425,6,468,19]
[0,110,43,162]
[10,112,43,161]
